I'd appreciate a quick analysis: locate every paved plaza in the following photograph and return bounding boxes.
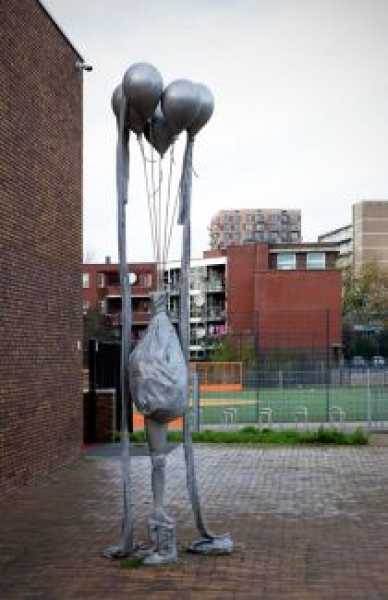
[1,442,388,599]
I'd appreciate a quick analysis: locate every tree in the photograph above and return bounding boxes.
[83,307,115,346]
[343,262,388,324]
[209,335,257,366]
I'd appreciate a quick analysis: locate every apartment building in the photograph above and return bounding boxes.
[83,260,157,343]
[83,239,341,361]
[318,200,388,272]
[353,201,388,271]
[209,208,301,250]
[164,256,227,359]
[223,242,342,358]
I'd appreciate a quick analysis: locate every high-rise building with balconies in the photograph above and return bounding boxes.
[209,208,301,250]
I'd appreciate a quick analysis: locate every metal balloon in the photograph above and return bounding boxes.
[161,79,201,135]
[145,106,175,157]
[111,84,122,119]
[127,106,145,135]
[123,62,163,121]
[188,83,215,137]
[111,83,145,134]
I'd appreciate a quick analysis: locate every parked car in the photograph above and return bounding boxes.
[351,356,367,369]
[371,355,385,368]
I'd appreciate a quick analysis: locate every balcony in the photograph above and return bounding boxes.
[106,286,153,298]
[207,309,226,321]
[106,311,152,326]
[206,278,225,292]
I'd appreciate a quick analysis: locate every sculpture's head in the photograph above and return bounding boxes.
[151,291,168,314]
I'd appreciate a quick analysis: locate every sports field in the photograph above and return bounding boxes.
[198,386,388,424]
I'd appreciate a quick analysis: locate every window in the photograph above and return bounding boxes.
[306,252,326,270]
[98,300,107,314]
[96,272,106,288]
[277,253,296,270]
[82,273,89,288]
[139,272,152,288]
[83,300,90,314]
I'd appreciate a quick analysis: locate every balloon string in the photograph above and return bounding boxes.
[138,136,157,259]
[141,148,158,164]
[150,146,158,263]
[164,182,181,267]
[162,145,175,269]
[157,155,163,289]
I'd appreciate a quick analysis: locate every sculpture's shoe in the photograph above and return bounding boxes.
[188,534,234,555]
[142,549,178,566]
[102,544,132,559]
[146,515,177,565]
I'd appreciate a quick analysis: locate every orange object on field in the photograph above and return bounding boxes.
[190,361,243,393]
[132,413,183,431]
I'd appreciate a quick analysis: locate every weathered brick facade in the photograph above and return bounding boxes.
[227,244,342,353]
[0,0,83,493]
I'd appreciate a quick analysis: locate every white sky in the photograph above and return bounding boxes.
[43,0,388,262]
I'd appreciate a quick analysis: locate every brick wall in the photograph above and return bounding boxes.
[226,243,342,351]
[0,0,83,493]
[254,271,342,349]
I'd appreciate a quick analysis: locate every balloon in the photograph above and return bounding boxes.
[127,105,145,135]
[161,79,201,135]
[188,83,214,137]
[123,62,163,121]
[145,106,175,157]
[111,84,123,119]
[111,83,145,134]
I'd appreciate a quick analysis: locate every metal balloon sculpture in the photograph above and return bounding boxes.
[105,62,233,565]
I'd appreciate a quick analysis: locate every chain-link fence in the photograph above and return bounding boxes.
[189,368,388,432]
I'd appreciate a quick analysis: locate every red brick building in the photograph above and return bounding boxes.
[208,242,342,359]
[83,260,157,342]
[85,241,342,361]
[0,1,83,493]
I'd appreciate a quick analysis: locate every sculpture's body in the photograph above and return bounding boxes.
[104,62,233,565]
[129,291,186,564]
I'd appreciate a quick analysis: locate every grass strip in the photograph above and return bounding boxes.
[116,426,368,445]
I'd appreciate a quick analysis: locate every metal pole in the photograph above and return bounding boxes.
[192,371,200,432]
[103,96,133,558]
[325,309,330,422]
[367,367,372,429]
[179,136,216,540]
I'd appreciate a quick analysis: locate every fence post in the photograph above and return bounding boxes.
[192,371,200,433]
[88,338,98,442]
[325,310,330,422]
[367,367,372,430]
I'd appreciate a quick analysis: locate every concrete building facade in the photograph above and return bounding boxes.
[0,0,83,493]
[318,224,353,269]
[353,201,388,271]
[209,208,301,250]
[318,200,388,272]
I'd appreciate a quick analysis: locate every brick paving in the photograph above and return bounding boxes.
[1,444,388,599]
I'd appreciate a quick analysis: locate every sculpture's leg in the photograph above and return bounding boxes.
[142,418,177,565]
[146,418,171,522]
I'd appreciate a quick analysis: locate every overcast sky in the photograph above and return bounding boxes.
[44,0,388,263]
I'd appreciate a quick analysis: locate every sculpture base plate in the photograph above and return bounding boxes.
[187,535,234,556]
